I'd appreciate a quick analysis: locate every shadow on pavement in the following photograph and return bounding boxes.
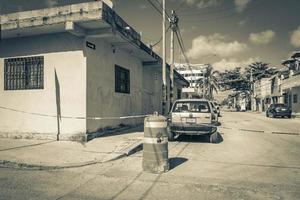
[169,157,188,170]
[175,133,224,144]
[0,140,56,152]
[98,125,144,138]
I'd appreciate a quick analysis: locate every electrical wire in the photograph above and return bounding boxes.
[152,0,171,19]
[150,26,171,47]
[174,26,197,83]
[145,0,164,16]
[145,0,171,20]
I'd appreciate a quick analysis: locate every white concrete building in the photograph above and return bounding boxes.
[0,1,188,141]
[175,63,209,98]
[281,51,300,115]
[175,63,209,87]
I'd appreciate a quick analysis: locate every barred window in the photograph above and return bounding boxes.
[293,94,298,103]
[115,65,130,94]
[4,56,44,90]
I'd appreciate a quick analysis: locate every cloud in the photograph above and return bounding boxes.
[139,4,148,10]
[185,0,222,9]
[290,26,300,47]
[238,20,246,26]
[234,0,251,12]
[212,57,260,72]
[249,30,276,45]
[46,0,58,7]
[187,33,248,59]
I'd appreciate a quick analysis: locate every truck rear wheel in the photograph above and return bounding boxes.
[209,131,220,143]
[167,127,175,141]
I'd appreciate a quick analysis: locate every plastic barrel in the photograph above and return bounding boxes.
[142,113,169,173]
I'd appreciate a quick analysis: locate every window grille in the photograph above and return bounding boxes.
[4,56,44,90]
[115,65,130,94]
[293,94,298,104]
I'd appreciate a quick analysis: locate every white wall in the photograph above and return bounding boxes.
[85,37,146,133]
[0,33,86,140]
[142,65,162,115]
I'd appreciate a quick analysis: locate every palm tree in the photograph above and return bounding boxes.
[196,65,219,100]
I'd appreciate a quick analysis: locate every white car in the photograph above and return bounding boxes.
[167,99,220,143]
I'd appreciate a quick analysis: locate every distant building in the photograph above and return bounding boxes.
[252,51,300,116]
[253,78,272,112]
[0,1,189,141]
[281,51,300,115]
[175,63,209,96]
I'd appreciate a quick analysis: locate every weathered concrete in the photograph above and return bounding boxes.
[0,1,188,141]
[0,126,143,169]
[0,33,87,140]
[0,111,299,199]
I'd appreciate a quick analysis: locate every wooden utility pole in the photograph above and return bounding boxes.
[169,10,178,109]
[162,0,167,115]
[250,67,254,110]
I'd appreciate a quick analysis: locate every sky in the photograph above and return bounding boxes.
[1,0,300,72]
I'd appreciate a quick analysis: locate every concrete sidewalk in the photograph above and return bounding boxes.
[0,126,144,170]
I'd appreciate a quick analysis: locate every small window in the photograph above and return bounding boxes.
[115,65,130,94]
[4,56,44,90]
[293,94,298,103]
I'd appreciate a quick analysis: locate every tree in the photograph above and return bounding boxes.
[218,67,250,92]
[219,62,277,93]
[245,62,277,81]
[218,62,277,110]
[196,65,220,100]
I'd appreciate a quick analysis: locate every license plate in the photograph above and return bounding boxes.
[281,108,286,111]
[186,118,196,123]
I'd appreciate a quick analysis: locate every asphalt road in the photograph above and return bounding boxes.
[1,111,299,200]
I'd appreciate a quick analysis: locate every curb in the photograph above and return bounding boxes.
[220,127,299,136]
[0,141,143,171]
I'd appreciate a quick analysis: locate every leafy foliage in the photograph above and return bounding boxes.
[196,65,220,100]
[219,62,277,93]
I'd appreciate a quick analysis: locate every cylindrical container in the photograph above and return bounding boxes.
[142,113,169,173]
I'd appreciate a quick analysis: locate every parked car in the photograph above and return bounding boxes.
[167,99,219,143]
[266,104,292,118]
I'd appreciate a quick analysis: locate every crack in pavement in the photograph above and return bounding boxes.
[55,162,115,200]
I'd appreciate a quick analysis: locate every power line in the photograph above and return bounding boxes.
[145,0,171,20]
[152,0,171,19]
[145,0,163,16]
[149,26,170,48]
[175,28,189,65]
[174,26,198,84]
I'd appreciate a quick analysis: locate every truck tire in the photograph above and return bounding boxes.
[167,127,175,141]
[209,131,220,143]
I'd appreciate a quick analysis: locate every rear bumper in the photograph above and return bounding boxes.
[170,123,217,135]
[274,111,291,116]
